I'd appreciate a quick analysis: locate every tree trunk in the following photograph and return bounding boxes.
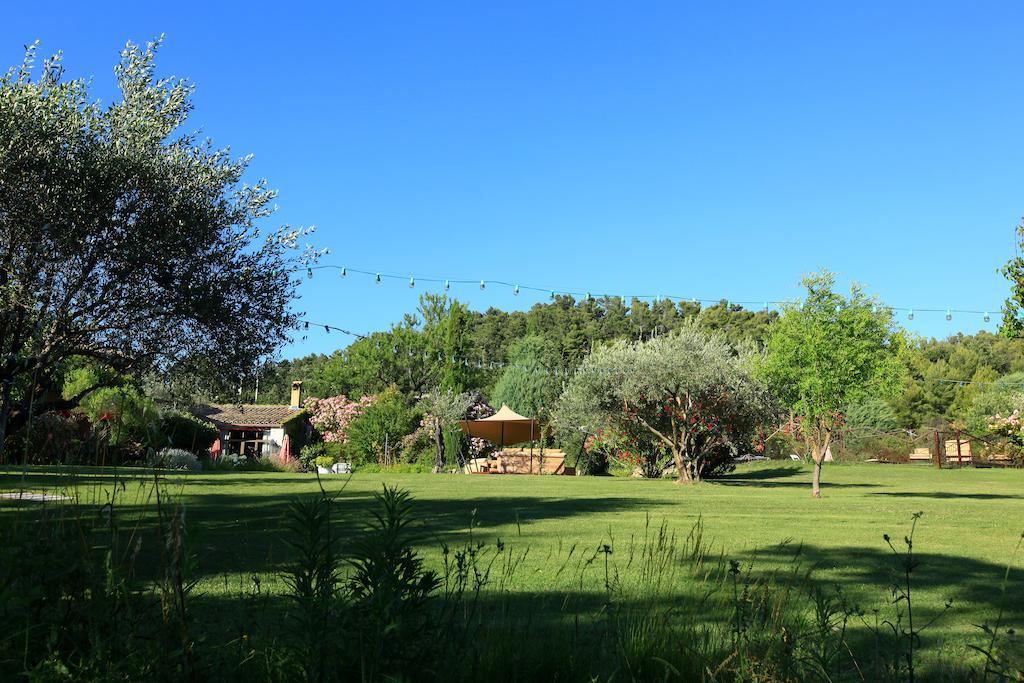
[0,379,11,465]
[673,448,692,484]
[433,421,445,472]
[810,433,830,498]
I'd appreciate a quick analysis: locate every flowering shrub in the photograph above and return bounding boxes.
[304,394,376,443]
[586,428,664,478]
[148,447,200,471]
[465,398,495,458]
[989,409,1024,445]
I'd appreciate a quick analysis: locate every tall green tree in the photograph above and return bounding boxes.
[760,272,904,497]
[1000,218,1024,337]
[490,335,561,420]
[0,40,317,459]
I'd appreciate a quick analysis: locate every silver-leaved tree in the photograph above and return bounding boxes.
[554,323,776,483]
[0,39,319,459]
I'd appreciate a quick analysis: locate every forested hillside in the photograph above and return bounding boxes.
[230,295,1024,435]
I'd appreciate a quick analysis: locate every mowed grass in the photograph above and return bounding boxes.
[2,462,1023,656]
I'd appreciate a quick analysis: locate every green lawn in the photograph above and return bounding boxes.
[2,462,1022,662]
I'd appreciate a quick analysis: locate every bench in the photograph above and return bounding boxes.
[908,447,933,462]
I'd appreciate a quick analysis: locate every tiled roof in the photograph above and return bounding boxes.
[193,404,301,428]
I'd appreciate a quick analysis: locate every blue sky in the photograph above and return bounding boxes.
[5,2,1023,358]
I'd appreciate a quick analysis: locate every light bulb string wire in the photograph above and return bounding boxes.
[306,265,998,316]
[294,317,1021,386]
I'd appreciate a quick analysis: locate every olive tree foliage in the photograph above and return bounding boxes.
[554,323,776,483]
[760,272,904,497]
[418,388,472,470]
[0,39,318,458]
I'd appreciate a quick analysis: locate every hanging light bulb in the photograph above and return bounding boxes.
[479,280,486,290]
[375,273,381,283]
[908,309,914,321]
[514,284,520,295]
[444,280,450,291]
[408,277,415,288]
[306,268,313,279]
[550,290,556,299]
[324,326,330,333]
[304,321,309,330]
[946,309,952,321]
[984,311,991,323]
[341,267,347,277]
[763,302,769,312]
[586,292,592,301]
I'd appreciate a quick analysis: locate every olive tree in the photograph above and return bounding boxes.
[0,40,318,459]
[760,272,903,497]
[554,323,776,483]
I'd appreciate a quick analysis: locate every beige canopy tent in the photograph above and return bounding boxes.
[458,404,539,447]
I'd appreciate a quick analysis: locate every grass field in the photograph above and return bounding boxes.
[2,461,1023,673]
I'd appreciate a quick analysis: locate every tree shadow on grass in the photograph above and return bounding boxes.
[870,491,1024,501]
[737,539,1024,630]
[178,536,1023,681]
[2,483,654,581]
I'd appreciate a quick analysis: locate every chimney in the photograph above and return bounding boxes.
[290,380,303,409]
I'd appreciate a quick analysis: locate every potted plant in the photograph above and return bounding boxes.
[315,454,336,474]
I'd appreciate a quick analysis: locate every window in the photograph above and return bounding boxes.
[225,429,269,459]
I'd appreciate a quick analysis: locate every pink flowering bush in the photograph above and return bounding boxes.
[465,397,495,457]
[304,394,376,443]
[989,408,1024,445]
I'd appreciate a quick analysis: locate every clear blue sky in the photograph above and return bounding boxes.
[5,2,1023,358]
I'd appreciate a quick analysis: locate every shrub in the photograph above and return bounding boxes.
[160,412,217,453]
[148,448,200,471]
[8,412,85,465]
[345,388,417,465]
[81,386,163,448]
[299,442,329,471]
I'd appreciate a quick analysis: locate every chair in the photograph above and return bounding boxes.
[944,440,972,465]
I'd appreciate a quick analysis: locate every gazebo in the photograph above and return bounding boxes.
[458,404,539,448]
[458,405,570,474]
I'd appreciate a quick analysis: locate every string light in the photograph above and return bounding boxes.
[305,265,1000,321]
